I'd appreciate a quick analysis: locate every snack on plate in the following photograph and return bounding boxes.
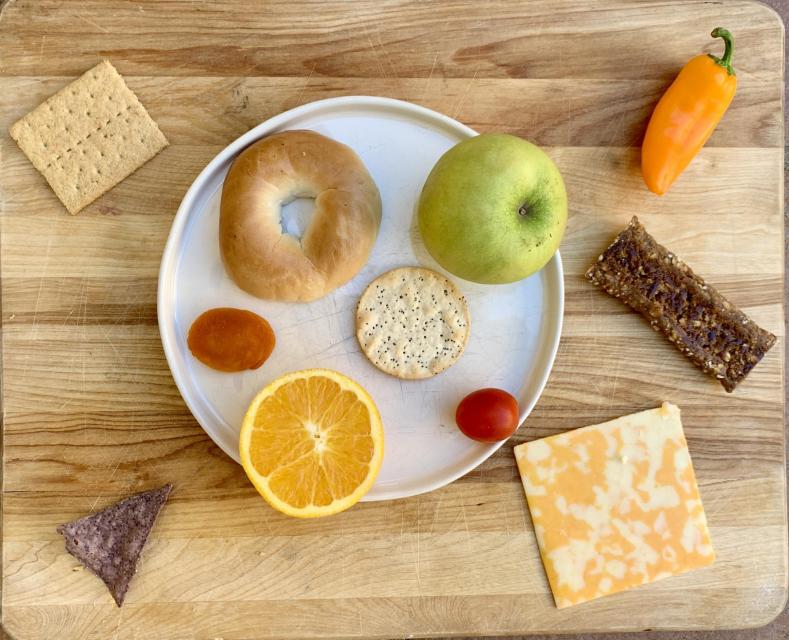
[586,216,776,391]
[239,369,384,518]
[418,132,567,284]
[356,267,470,380]
[219,130,382,302]
[514,403,714,609]
[187,307,275,372]
[455,388,520,442]
[9,60,168,215]
[57,484,173,607]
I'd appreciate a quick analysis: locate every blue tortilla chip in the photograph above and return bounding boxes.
[57,483,172,606]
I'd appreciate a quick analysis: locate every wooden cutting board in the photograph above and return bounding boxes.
[0,1,785,637]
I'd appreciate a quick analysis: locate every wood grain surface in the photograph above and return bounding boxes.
[0,1,785,638]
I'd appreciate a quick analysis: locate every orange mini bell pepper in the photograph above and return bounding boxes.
[641,28,737,195]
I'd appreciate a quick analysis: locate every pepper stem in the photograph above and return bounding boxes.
[708,27,735,76]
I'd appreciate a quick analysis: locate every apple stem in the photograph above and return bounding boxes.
[518,204,530,217]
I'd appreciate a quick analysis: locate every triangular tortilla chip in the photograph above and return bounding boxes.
[57,484,172,606]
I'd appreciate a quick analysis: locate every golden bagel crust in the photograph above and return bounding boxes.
[219,130,382,302]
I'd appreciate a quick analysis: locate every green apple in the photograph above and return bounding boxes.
[417,133,567,284]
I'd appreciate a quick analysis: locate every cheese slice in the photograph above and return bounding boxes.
[514,403,714,608]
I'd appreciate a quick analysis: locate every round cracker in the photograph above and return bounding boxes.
[356,267,470,380]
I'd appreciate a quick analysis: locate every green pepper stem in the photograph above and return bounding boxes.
[708,27,735,76]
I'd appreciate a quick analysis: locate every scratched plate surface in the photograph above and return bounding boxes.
[158,97,564,500]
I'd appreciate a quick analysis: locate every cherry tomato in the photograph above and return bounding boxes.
[455,388,520,443]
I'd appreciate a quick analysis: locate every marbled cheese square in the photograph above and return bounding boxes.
[514,402,715,609]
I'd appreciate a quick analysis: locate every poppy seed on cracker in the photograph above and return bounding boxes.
[356,267,470,380]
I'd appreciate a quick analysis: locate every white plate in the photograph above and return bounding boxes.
[158,96,563,501]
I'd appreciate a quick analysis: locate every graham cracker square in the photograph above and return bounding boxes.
[9,60,168,214]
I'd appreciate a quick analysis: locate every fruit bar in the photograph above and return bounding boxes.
[586,216,776,392]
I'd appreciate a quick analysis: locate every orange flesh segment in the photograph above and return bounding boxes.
[241,371,382,517]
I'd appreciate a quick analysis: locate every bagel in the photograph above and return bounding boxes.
[219,130,382,302]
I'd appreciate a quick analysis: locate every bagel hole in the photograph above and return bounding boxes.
[280,195,316,241]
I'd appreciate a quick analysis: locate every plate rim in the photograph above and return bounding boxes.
[157,95,564,501]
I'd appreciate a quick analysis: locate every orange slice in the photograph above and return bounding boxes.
[239,369,384,518]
